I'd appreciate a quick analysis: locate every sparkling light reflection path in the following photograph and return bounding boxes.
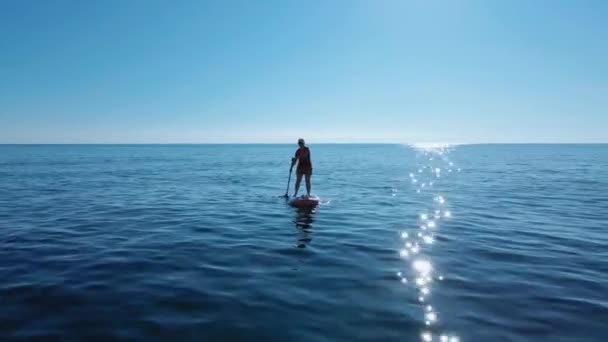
[400,143,461,342]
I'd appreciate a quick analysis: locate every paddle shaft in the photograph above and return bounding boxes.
[284,166,293,197]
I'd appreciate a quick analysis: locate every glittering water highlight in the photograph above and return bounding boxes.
[400,143,461,342]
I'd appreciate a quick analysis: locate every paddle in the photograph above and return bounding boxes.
[284,165,293,198]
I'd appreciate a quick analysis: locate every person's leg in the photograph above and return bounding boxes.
[294,172,303,196]
[305,169,312,196]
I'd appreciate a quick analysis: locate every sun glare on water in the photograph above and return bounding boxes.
[396,143,461,341]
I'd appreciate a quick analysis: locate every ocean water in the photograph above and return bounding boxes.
[1,144,607,342]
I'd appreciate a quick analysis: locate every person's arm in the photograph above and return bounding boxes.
[291,149,300,168]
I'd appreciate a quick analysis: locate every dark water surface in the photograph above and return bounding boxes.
[1,144,607,341]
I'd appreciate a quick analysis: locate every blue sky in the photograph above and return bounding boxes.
[1,0,606,143]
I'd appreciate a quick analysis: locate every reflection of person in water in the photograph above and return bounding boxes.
[293,207,315,248]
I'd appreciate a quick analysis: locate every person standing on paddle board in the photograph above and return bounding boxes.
[291,138,312,197]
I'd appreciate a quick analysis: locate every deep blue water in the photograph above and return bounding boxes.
[1,144,607,342]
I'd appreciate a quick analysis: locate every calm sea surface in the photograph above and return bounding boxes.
[1,144,607,341]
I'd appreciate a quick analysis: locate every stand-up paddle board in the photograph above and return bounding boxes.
[288,195,320,207]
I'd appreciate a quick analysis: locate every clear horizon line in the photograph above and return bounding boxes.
[1,142,607,145]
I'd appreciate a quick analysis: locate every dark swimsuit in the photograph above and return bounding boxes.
[295,146,312,175]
